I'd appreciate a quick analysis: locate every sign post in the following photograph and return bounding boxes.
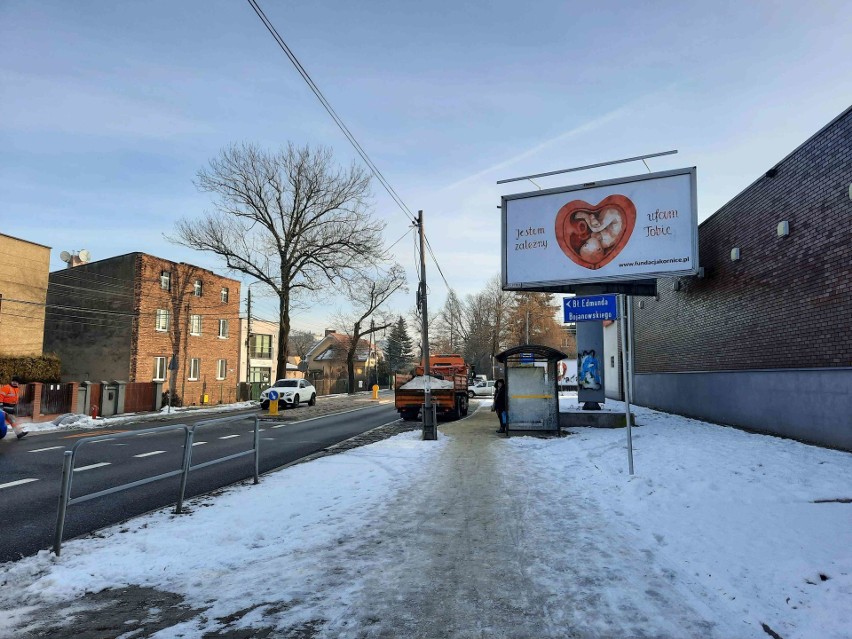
[268,389,279,416]
[617,295,635,475]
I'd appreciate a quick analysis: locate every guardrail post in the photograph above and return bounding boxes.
[53,450,74,556]
[253,415,260,485]
[176,427,194,514]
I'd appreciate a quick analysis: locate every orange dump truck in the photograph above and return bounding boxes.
[394,354,470,421]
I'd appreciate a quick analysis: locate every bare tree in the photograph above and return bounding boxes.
[288,330,318,362]
[171,143,385,379]
[334,264,407,393]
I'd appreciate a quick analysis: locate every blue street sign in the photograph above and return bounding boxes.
[519,352,535,363]
[268,390,279,401]
[563,295,618,322]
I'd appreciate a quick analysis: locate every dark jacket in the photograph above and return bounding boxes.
[493,383,507,413]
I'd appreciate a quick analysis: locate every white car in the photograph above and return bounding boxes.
[259,379,316,409]
[467,380,495,398]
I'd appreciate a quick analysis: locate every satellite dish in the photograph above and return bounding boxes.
[78,249,91,263]
[60,251,71,263]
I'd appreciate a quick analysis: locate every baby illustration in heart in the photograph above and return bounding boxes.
[555,195,636,269]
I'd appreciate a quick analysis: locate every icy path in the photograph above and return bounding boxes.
[326,410,748,639]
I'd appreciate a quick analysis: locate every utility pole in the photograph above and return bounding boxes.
[416,210,436,440]
[369,317,375,388]
[245,286,252,400]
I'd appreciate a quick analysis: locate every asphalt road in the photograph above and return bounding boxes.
[0,402,401,563]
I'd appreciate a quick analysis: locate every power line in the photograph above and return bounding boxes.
[245,0,416,225]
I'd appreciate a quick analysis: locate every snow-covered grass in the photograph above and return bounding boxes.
[21,401,259,434]
[1,402,849,638]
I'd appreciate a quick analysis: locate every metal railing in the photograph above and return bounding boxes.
[54,416,261,556]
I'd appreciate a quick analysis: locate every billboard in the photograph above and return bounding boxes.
[502,168,697,290]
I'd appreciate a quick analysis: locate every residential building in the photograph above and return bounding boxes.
[237,317,303,384]
[44,252,241,405]
[0,233,50,357]
[626,105,852,450]
[304,329,378,394]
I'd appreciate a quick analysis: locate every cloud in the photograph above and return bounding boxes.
[441,103,635,192]
[0,71,209,139]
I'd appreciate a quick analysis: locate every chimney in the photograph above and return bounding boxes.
[324,329,337,337]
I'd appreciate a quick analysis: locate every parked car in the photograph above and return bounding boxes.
[467,380,495,398]
[259,379,316,409]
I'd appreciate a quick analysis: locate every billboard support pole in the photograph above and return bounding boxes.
[618,294,635,475]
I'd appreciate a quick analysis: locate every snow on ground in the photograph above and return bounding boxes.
[20,401,260,434]
[0,402,849,638]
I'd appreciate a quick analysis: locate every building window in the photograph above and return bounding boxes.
[153,357,167,381]
[218,319,229,338]
[221,287,229,303]
[160,270,171,291]
[249,367,271,384]
[190,314,202,336]
[217,359,227,380]
[249,334,273,359]
[194,279,203,297]
[189,358,200,380]
[155,309,170,332]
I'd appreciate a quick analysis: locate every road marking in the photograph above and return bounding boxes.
[219,434,240,440]
[74,462,111,472]
[192,441,207,446]
[0,478,39,490]
[64,429,128,439]
[28,446,64,453]
[271,424,287,429]
[287,405,384,426]
[134,450,166,458]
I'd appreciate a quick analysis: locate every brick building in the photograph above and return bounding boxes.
[44,253,241,405]
[629,105,851,449]
[0,233,50,357]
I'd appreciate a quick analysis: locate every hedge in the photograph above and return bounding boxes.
[0,354,62,383]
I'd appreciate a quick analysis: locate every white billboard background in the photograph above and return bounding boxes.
[503,169,697,288]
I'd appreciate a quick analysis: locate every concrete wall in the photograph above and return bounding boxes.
[634,368,852,450]
[0,233,50,357]
[44,253,136,382]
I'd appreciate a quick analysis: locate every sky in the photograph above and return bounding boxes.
[2,399,850,637]
[2,0,851,334]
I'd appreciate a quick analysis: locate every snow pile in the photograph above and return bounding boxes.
[398,375,455,390]
[22,401,259,434]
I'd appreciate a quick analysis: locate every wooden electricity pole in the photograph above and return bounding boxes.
[416,210,437,440]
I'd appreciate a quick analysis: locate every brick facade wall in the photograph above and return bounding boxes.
[634,106,852,373]
[0,233,50,357]
[132,254,241,405]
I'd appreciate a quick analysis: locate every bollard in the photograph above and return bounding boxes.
[372,384,379,400]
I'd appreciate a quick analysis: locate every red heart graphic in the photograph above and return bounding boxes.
[554,195,636,270]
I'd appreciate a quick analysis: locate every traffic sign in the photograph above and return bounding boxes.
[268,390,279,401]
[563,295,618,322]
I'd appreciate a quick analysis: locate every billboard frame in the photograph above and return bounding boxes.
[501,167,698,291]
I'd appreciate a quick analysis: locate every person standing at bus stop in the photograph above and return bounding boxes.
[492,379,507,434]
[0,377,27,439]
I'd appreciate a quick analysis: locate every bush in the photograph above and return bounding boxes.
[0,354,61,383]
[161,390,183,408]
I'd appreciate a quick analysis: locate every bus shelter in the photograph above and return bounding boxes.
[495,345,568,435]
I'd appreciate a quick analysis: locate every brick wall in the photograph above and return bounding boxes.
[634,106,852,373]
[45,253,137,381]
[132,254,241,405]
[0,233,50,357]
